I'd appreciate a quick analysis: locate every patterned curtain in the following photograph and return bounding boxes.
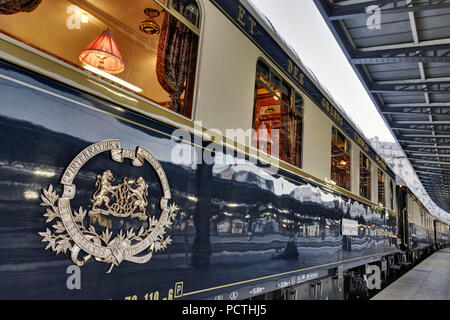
[0,0,41,15]
[156,5,194,115]
[280,107,301,167]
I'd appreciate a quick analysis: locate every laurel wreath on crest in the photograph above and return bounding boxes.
[38,184,178,262]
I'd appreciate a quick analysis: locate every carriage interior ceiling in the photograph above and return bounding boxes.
[313,0,450,214]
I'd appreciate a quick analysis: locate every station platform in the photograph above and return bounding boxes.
[372,249,450,300]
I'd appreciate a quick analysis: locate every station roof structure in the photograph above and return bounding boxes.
[313,0,450,212]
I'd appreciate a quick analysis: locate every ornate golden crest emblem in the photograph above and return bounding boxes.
[89,170,149,221]
[38,140,179,273]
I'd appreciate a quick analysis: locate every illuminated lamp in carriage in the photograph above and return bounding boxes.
[79,29,143,93]
[80,12,89,24]
[79,28,125,74]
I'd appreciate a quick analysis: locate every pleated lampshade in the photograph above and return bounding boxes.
[79,28,125,74]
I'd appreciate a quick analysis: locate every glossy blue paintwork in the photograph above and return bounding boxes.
[0,60,399,300]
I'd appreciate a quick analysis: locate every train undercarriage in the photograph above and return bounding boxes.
[250,243,449,300]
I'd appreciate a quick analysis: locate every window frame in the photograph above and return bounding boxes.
[377,169,386,207]
[331,126,351,191]
[389,179,394,210]
[359,151,371,200]
[154,0,201,34]
[252,58,305,169]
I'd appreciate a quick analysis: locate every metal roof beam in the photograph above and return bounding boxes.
[422,184,449,190]
[386,103,450,107]
[383,108,450,115]
[397,138,448,144]
[397,128,450,135]
[352,51,450,64]
[351,42,450,64]
[396,120,450,125]
[370,82,450,93]
[408,153,450,161]
[404,146,450,151]
[401,134,450,138]
[416,171,450,178]
[359,39,450,53]
[410,159,450,165]
[412,164,450,171]
[399,139,450,145]
[408,153,450,159]
[392,123,435,129]
[377,77,450,85]
[328,0,450,21]
[391,126,433,132]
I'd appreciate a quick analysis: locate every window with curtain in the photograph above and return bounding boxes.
[331,127,351,190]
[252,60,303,168]
[378,169,385,207]
[0,0,200,118]
[359,152,371,199]
[389,180,394,210]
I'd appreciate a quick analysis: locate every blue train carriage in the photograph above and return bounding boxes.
[0,0,402,300]
[397,184,443,260]
[434,218,450,250]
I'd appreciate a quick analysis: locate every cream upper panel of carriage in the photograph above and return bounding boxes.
[194,0,259,133]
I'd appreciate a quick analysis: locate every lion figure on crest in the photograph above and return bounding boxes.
[88,170,149,221]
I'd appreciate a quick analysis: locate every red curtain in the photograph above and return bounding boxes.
[0,0,41,15]
[156,6,196,116]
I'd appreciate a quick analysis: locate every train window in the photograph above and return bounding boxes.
[252,60,303,168]
[331,127,351,190]
[359,152,371,199]
[171,0,200,27]
[272,74,282,96]
[294,92,303,114]
[378,170,385,207]
[389,180,394,210]
[281,81,292,106]
[257,60,270,85]
[0,0,200,118]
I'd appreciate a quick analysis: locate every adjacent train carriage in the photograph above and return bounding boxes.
[397,185,437,260]
[0,0,447,300]
[434,219,450,250]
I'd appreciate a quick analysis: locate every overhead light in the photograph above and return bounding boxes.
[83,64,143,93]
[80,13,89,24]
[139,8,161,35]
[79,28,125,74]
